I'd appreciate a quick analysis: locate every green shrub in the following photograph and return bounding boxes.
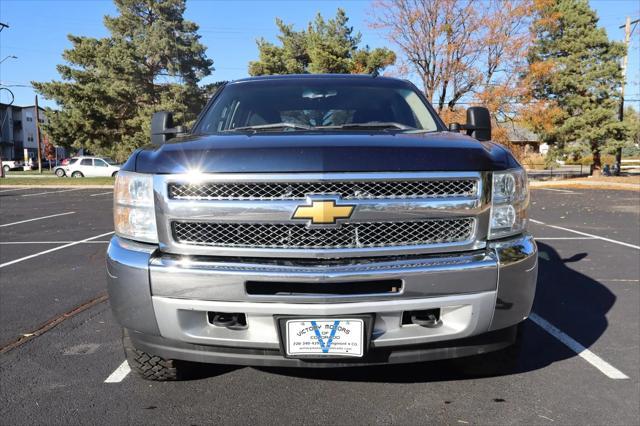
[521,153,547,169]
[571,154,617,166]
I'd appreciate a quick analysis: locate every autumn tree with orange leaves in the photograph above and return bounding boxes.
[44,139,56,169]
[370,0,551,153]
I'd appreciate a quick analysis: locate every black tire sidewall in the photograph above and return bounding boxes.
[122,329,183,381]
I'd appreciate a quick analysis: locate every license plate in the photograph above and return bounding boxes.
[286,319,364,357]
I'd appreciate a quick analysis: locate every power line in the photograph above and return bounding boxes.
[618,18,640,29]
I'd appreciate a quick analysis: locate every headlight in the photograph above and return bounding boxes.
[489,168,529,239]
[114,171,158,243]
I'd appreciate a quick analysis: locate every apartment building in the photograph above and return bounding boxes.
[0,103,48,160]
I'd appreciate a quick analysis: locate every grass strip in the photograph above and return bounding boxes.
[0,177,115,186]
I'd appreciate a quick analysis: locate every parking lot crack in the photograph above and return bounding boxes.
[0,292,109,354]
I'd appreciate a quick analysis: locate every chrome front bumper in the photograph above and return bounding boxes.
[106,233,537,364]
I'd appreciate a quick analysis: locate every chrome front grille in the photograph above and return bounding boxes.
[168,179,477,201]
[157,172,488,258]
[172,218,475,250]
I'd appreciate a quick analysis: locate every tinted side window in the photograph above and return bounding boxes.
[95,159,108,167]
[80,159,93,166]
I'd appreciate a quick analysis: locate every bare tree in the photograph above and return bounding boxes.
[371,0,534,124]
[372,0,479,112]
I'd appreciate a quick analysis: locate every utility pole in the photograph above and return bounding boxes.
[617,16,639,175]
[34,96,43,174]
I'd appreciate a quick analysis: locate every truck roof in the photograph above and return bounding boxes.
[230,73,409,85]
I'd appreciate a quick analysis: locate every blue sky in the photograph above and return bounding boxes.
[1,0,638,109]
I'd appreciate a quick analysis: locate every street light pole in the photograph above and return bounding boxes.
[0,55,18,64]
[0,22,10,178]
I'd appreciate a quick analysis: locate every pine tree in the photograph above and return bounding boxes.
[248,9,395,76]
[33,0,213,161]
[527,0,627,168]
[622,106,640,149]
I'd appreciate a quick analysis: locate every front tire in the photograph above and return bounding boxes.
[55,168,65,177]
[71,171,84,178]
[111,171,118,177]
[122,329,188,381]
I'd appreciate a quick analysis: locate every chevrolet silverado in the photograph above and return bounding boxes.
[106,74,537,380]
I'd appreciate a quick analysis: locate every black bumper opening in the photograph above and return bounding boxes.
[246,279,402,296]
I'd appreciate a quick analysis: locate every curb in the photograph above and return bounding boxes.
[530,180,640,190]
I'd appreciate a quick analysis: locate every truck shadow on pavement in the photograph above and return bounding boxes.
[246,242,616,383]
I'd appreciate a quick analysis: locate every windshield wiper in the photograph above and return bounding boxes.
[226,121,414,133]
[228,122,313,132]
[319,122,414,131]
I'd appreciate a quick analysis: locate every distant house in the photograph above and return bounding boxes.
[501,123,548,155]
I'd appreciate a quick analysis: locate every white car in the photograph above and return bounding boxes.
[1,160,37,172]
[54,156,121,178]
[2,160,24,173]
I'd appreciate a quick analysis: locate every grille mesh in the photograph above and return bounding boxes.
[172,218,474,249]
[168,179,477,201]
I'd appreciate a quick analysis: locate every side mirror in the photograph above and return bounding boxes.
[151,111,177,145]
[465,106,491,141]
[448,122,461,132]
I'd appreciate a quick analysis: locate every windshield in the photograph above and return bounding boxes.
[101,157,117,165]
[194,79,440,134]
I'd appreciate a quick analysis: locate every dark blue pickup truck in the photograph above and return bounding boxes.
[107,74,537,380]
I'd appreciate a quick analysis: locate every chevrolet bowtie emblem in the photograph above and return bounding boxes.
[292,199,355,225]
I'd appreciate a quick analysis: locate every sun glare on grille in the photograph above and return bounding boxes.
[168,179,477,201]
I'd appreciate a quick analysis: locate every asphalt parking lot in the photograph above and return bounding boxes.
[0,186,638,425]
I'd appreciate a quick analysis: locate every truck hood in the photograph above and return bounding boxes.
[130,131,519,174]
